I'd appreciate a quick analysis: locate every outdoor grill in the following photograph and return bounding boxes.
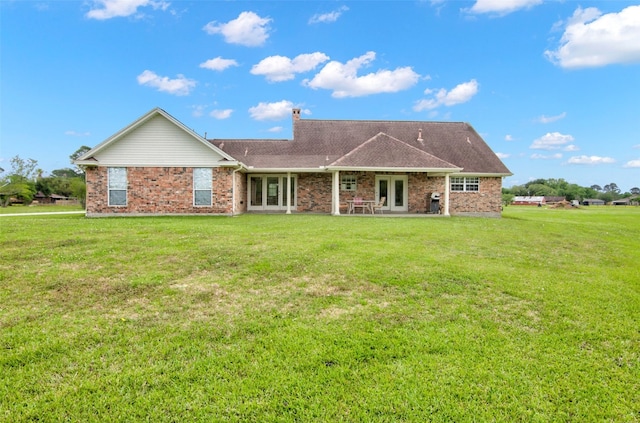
[428,192,441,214]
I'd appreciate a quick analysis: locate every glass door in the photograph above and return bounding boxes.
[266,177,280,208]
[376,175,407,212]
[248,175,296,211]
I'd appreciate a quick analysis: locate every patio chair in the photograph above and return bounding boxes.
[352,197,368,214]
[372,197,386,214]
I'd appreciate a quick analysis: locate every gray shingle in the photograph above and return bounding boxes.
[210,116,511,175]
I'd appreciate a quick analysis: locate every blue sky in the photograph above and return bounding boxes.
[2,0,639,191]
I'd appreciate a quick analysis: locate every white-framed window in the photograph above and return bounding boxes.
[451,176,479,192]
[341,175,357,191]
[193,168,212,206]
[108,167,127,206]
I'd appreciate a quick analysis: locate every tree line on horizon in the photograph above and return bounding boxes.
[503,178,639,205]
[0,147,90,207]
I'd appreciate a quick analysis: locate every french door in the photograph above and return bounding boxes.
[375,175,408,212]
[249,175,296,211]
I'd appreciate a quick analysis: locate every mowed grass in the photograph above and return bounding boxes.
[1,207,638,422]
[0,205,84,214]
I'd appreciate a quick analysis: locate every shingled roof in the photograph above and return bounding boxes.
[210,112,511,175]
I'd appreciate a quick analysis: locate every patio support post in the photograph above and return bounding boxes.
[332,170,340,215]
[444,174,451,216]
[286,172,292,214]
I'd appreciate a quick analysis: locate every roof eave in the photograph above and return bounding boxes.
[325,166,463,173]
[449,172,513,177]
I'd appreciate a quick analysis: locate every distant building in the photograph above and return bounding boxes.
[582,198,605,206]
[512,196,545,206]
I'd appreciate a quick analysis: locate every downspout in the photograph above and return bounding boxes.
[443,173,451,216]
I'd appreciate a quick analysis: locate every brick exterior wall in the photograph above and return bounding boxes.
[449,177,503,217]
[85,167,503,217]
[85,166,234,216]
[295,172,502,216]
[297,173,332,212]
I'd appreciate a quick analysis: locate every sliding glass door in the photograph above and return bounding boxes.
[249,175,296,211]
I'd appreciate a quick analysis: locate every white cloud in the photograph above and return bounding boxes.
[65,130,91,137]
[137,70,196,96]
[564,144,580,152]
[567,155,616,165]
[414,79,479,111]
[633,144,640,149]
[505,134,514,141]
[530,132,574,150]
[623,159,640,168]
[199,57,239,71]
[537,112,567,124]
[496,152,510,159]
[249,100,308,121]
[303,51,420,98]
[531,153,563,160]
[465,0,542,16]
[203,11,271,47]
[210,109,233,120]
[251,52,330,82]
[86,0,170,20]
[545,6,640,68]
[267,126,284,133]
[191,105,206,117]
[309,6,349,24]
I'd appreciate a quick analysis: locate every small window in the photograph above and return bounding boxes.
[341,175,357,191]
[108,167,127,206]
[193,168,212,206]
[451,176,479,192]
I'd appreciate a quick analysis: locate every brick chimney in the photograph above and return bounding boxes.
[292,108,301,122]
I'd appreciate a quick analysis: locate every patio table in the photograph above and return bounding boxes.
[346,199,376,214]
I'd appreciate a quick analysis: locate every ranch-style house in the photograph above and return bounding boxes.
[75,108,512,217]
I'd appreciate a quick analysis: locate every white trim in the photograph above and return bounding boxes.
[247,174,297,211]
[75,108,236,165]
[375,175,408,212]
[443,174,450,216]
[448,172,512,177]
[332,170,340,215]
[327,166,462,173]
[286,172,292,214]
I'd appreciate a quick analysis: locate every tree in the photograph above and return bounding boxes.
[502,192,514,206]
[630,187,640,195]
[52,168,80,178]
[0,156,38,206]
[9,156,38,181]
[70,178,86,208]
[70,146,91,174]
[590,184,602,192]
[603,183,620,194]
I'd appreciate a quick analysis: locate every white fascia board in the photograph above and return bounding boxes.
[77,160,243,168]
[75,108,236,163]
[244,167,323,173]
[326,166,463,173]
[450,172,513,177]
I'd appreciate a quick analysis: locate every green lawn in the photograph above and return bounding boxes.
[0,204,84,214]
[1,207,638,422]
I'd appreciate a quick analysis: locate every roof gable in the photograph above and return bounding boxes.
[329,132,460,170]
[76,108,236,167]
